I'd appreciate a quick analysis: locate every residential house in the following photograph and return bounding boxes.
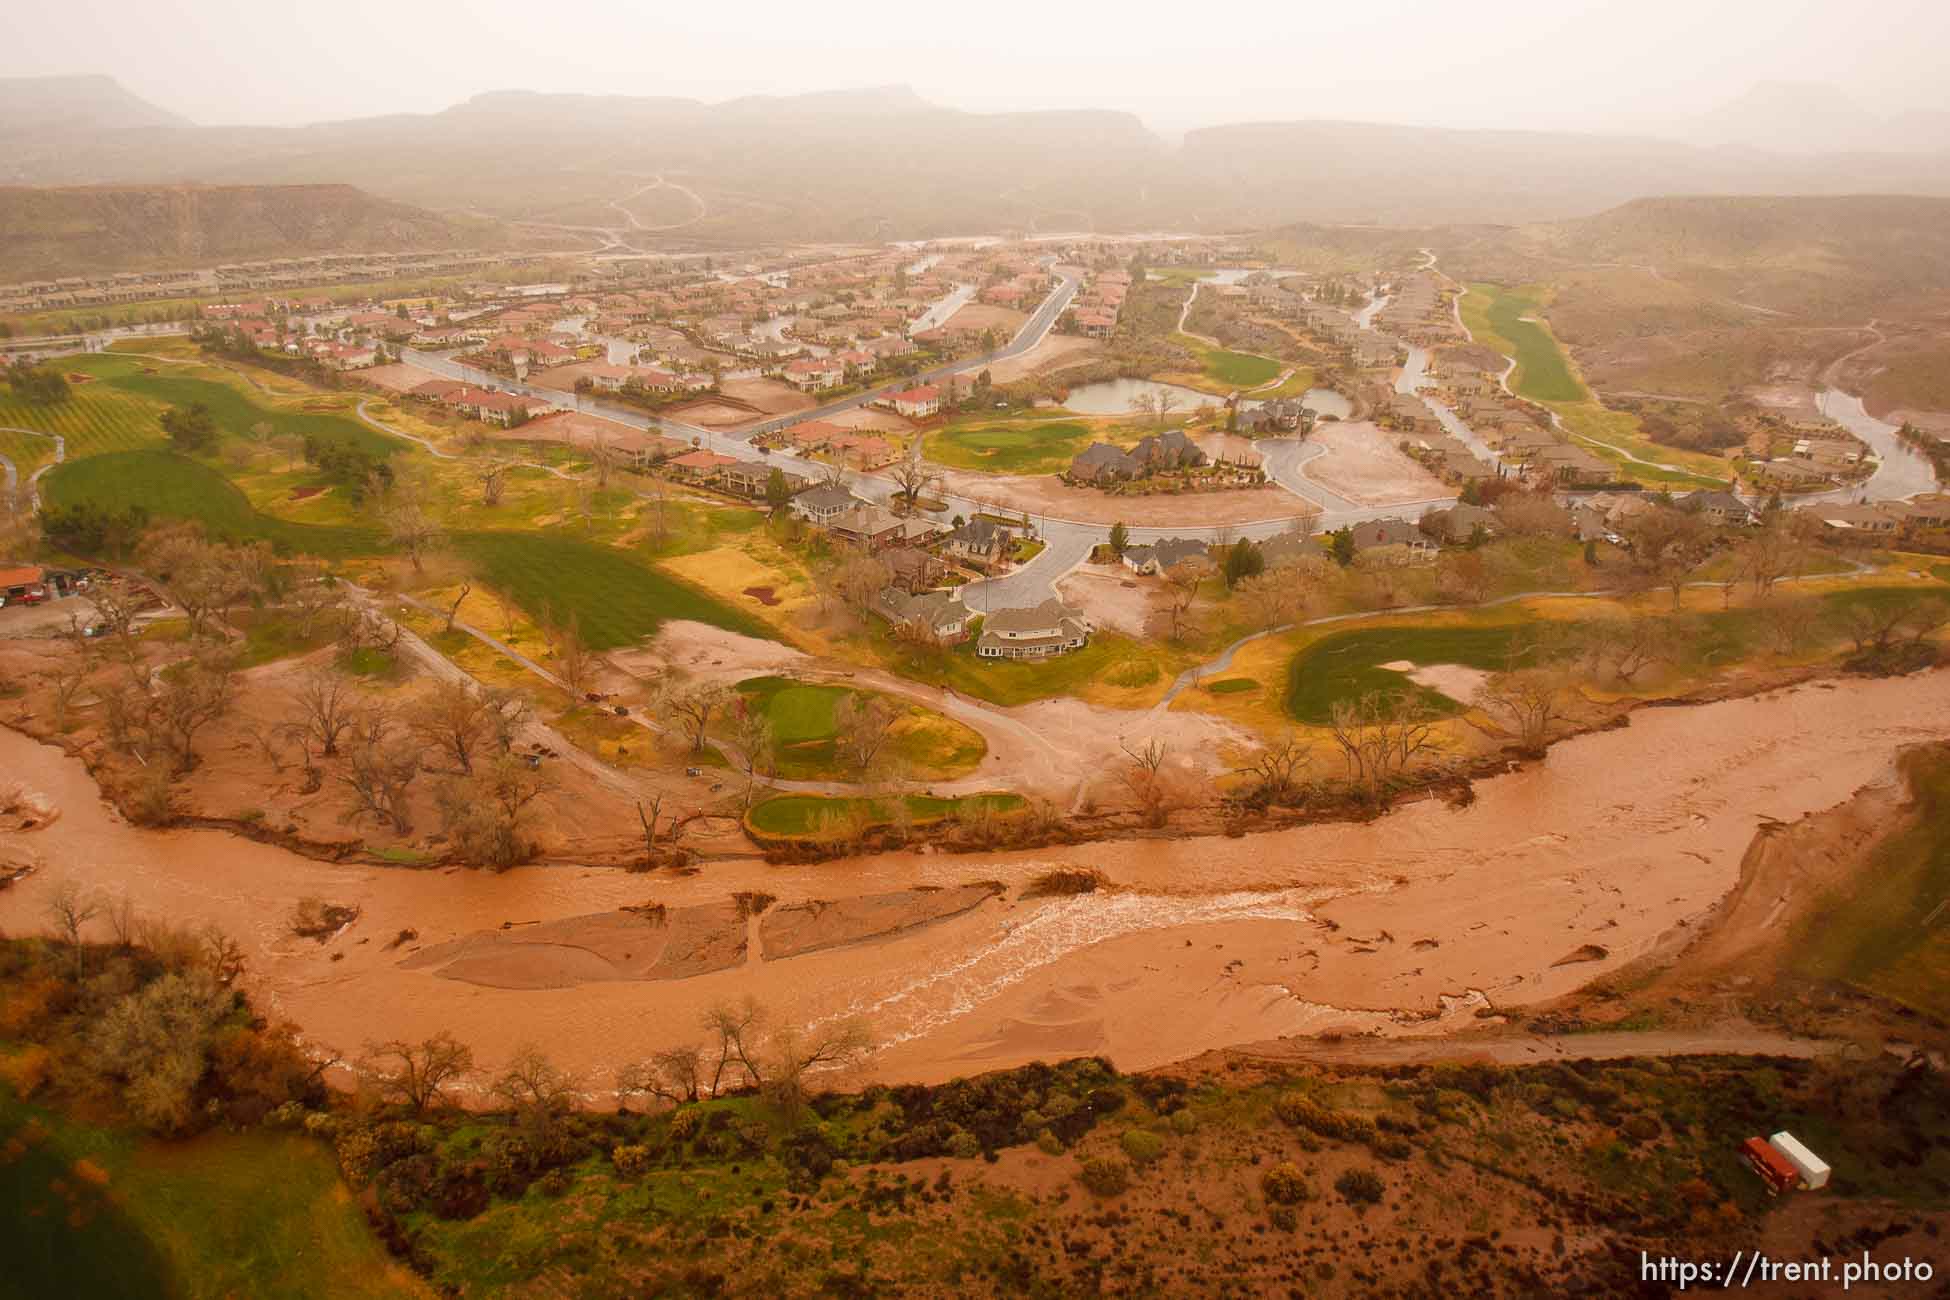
[791,483,863,525]
[1130,429,1207,471]
[1237,398,1309,435]
[1259,530,1328,566]
[827,504,908,550]
[976,598,1091,660]
[1679,490,1756,528]
[665,449,737,483]
[1069,442,1142,483]
[1349,518,1435,561]
[1122,536,1210,575]
[1803,503,1900,535]
[1418,502,1499,544]
[784,357,847,390]
[884,546,942,594]
[875,585,971,645]
[1075,310,1116,339]
[721,463,808,500]
[943,517,1016,564]
[885,385,942,419]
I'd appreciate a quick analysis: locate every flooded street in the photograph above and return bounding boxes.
[4,674,1947,1089]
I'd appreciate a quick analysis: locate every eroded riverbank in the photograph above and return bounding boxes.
[3,672,1947,1092]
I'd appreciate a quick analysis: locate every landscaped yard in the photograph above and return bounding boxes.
[925,418,1097,474]
[730,675,986,780]
[878,630,1188,709]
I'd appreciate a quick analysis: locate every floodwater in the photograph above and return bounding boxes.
[1817,388,1938,502]
[4,673,1947,1090]
[1060,377,1216,415]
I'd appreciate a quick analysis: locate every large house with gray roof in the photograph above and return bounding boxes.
[976,598,1091,660]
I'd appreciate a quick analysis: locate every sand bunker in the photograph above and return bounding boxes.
[760,884,1003,960]
[1379,660,1492,705]
[400,901,747,989]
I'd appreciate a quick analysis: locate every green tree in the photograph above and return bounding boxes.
[1223,538,1265,590]
[1330,527,1356,567]
[1108,521,1130,557]
[764,467,792,511]
[161,403,218,454]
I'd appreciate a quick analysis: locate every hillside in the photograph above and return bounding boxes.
[0,74,188,135]
[9,76,1950,243]
[0,183,503,279]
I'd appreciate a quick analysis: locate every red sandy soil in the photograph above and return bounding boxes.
[718,378,815,417]
[943,303,1030,335]
[742,586,781,606]
[936,465,1310,527]
[1304,420,1449,506]
[1056,564,1170,638]
[7,659,1947,1095]
[356,362,442,393]
[666,400,761,429]
[1745,383,1827,423]
[975,334,1103,385]
[826,408,913,433]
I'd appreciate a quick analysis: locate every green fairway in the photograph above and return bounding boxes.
[733,675,985,779]
[92,361,397,458]
[926,418,1096,474]
[747,791,1023,838]
[1285,623,1526,723]
[0,1086,419,1300]
[1198,345,1282,388]
[1461,284,1587,403]
[42,450,772,649]
[1205,677,1259,694]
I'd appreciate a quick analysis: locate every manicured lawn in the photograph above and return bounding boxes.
[747,791,1023,838]
[1198,345,1282,388]
[732,675,986,780]
[43,450,773,649]
[89,359,397,458]
[926,419,1096,474]
[0,1086,421,1300]
[1206,677,1259,694]
[1461,284,1587,404]
[879,631,1181,708]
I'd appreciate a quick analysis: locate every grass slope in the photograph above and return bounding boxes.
[733,675,986,781]
[0,1086,420,1299]
[1461,283,1586,403]
[747,791,1023,838]
[43,450,771,648]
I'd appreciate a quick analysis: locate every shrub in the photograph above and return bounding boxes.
[538,1168,571,1197]
[1622,1114,1662,1142]
[948,1130,982,1160]
[1273,1093,1376,1144]
[1170,1109,1200,1135]
[1120,1129,1166,1166]
[1036,1129,1064,1156]
[1077,1155,1132,1197]
[1261,1161,1310,1205]
[0,1045,52,1097]
[1268,1204,1299,1231]
[667,1107,701,1140]
[612,1144,653,1178]
[1335,1168,1384,1206]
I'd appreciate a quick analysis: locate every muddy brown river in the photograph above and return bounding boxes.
[3,673,1946,1092]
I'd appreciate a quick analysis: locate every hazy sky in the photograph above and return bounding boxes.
[6,0,1948,134]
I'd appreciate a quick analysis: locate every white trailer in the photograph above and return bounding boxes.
[1769,1131,1831,1190]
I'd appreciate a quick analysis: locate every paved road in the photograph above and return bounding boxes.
[0,426,65,509]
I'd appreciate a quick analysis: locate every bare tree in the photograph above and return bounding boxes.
[1480,669,1571,758]
[1127,391,1159,425]
[546,613,599,698]
[636,794,665,862]
[1326,691,1438,802]
[1235,731,1312,804]
[1757,596,1820,654]
[140,524,265,639]
[1622,506,1716,610]
[291,666,358,758]
[409,678,494,774]
[287,567,342,639]
[438,755,552,869]
[835,554,892,617]
[731,706,775,807]
[1578,613,1671,684]
[493,1044,579,1147]
[1119,736,1172,826]
[1156,388,1181,424]
[761,1018,874,1129]
[340,709,422,833]
[45,881,102,978]
[701,998,767,1096]
[363,1033,475,1115]
[1235,556,1327,632]
[660,681,732,753]
[888,439,941,513]
[833,693,898,773]
[474,455,513,507]
[616,1044,706,1105]
[590,432,616,488]
[152,647,238,774]
[84,583,147,668]
[377,467,444,573]
[1161,558,1209,642]
[1836,594,1949,656]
